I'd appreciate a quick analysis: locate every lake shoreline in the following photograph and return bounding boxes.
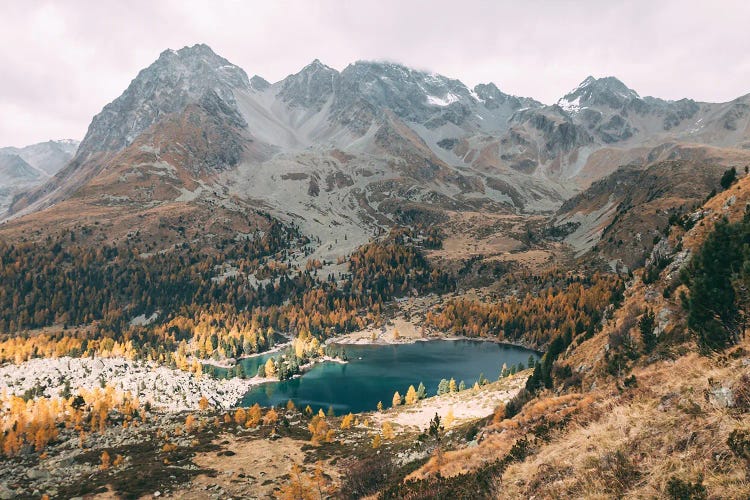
[327,317,543,354]
[331,333,542,353]
[197,338,293,369]
[239,337,539,413]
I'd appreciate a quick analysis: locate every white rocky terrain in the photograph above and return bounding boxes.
[0,356,255,411]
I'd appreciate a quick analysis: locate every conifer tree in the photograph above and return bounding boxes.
[445,407,455,428]
[405,385,418,405]
[417,382,426,399]
[437,379,449,395]
[382,421,395,439]
[100,451,111,470]
[264,358,276,377]
[234,407,247,426]
[198,396,209,411]
[683,217,746,350]
[340,413,354,429]
[392,391,402,407]
[639,308,657,353]
[263,408,278,426]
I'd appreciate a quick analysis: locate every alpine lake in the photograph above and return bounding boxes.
[213,340,539,414]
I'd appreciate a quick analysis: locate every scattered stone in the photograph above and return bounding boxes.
[0,483,15,500]
[709,386,734,408]
[26,469,50,480]
[0,356,258,411]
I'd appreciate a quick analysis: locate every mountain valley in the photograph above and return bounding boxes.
[0,43,749,499]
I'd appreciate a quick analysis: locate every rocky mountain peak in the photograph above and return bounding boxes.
[0,139,79,176]
[474,82,542,111]
[0,154,37,182]
[558,75,640,113]
[154,44,250,91]
[333,60,477,127]
[249,75,270,91]
[76,43,249,158]
[278,59,339,110]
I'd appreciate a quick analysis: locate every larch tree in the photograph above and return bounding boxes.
[100,450,111,470]
[262,408,278,426]
[392,391,402,407]
[246,404,262,427]
[184,414,196,431]
[405,385,418,405]
[308,415,330,445]
[264,358,276,377]
[382,421,395,440]
[340,413,354,429]
[445,407,455,428]
[234,408,247,426]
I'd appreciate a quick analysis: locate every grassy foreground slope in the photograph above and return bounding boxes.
[388,174,750,499]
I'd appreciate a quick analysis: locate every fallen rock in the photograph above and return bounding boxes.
[26,469,50,481]
[0,483,15,500]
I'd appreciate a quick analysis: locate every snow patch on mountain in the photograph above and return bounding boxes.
[558,95,582,113]
[426,92,460,107]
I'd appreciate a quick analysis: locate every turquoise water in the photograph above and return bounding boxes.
[238,340,538,413]
[203,350,279,379]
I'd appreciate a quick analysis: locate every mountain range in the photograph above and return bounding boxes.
[0,139,79,215]
[2,43,750,499]
[3,43,750,267]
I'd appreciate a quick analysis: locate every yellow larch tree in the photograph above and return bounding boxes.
[392,391,402,407]
[445,407,455,428]
[263,408,278,426]
[198,396,209,411]
[100,450,111,470]
[234,408,247,426]
[246,403,262,427]
[340,413,354,430]
[382,421,395,440]
[405,385,418,405]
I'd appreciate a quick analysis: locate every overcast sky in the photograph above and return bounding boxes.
[1,0,748,147]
